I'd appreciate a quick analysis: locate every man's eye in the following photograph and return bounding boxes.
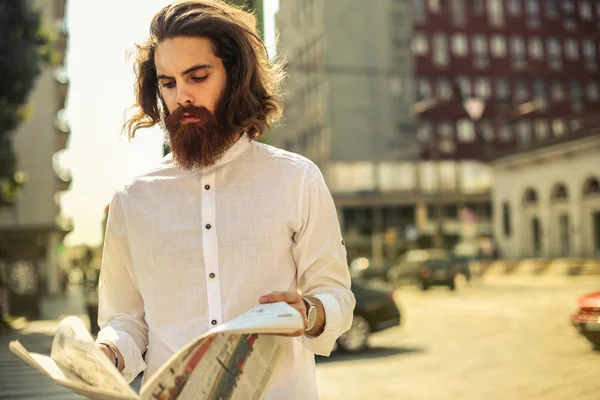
[161,81,175,89]
[192,76,208,82]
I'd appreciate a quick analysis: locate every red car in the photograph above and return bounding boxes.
[571,290,600,350]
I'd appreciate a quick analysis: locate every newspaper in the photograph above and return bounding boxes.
[9,301,304,400]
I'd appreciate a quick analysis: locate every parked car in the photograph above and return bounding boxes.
[418,257,458,291]
[349,257,393,281]
[336,280,401,353]
[386,249,449,286]
[570,290,600,350]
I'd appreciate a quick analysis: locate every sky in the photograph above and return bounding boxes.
[61,0,279,246]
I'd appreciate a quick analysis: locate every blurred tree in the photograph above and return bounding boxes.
[0,0,53,207]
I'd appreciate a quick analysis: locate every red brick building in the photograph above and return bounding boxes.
[411,0,600,161]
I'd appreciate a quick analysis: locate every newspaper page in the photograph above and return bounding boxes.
[139,302,303,400]
[9,339,138,400]
[50,316,138,398]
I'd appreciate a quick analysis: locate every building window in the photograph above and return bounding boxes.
[452,33,469,56]
[565,39,579,60]
[535,120,549,139]
[438,121,454,137]
[547,37,563,70]
[507,0,521,15]
[491,35,506,57]
[526,0,541,27]
[562,0,575,13]
[488,0,504,26]
[499,124,513,142]
[457,119,475,142]
[439,138,456,153]
[450,0,467,25]
[582,40,597,70]
[414,0,426,22]
[533,79,546,99]
[502,201,512,237]
[496,78,510,102]
[417,78,432,100]
[579,1,593,20]
[433,34,449,66]
[475,77,491,98]
[515,79,529,102]
[587,81,600,102]
[510,36,526,69]
[517,121,532,145]
[473,35,489,69]
[412,33,429,55]
[429,0,443,12]
[551,81,566,101]
[528,37,544,59]
[480,121,494,142]
[456,76,472,97]
[546,0,559,17]
[472,0,486,14]
[562,0,577,30]
[570,81,583,109]
[437,77,452,98]
[552,119,566,136]
[417,121,433,142]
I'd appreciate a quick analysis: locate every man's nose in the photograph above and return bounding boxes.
[176,84,195,106]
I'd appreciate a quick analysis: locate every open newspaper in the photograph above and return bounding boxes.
[9,301,303,400]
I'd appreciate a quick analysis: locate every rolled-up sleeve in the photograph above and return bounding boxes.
[292,162,356,356]
[95,190,148,383]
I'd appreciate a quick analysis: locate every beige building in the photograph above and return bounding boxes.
[0,0,72,301]
[490,128,600,259]
[273,0,492,260]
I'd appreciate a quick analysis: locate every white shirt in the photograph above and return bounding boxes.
[96,134,355,399]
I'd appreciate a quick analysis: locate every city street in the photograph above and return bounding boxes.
[1,277,599,399]
[317,277,600,400]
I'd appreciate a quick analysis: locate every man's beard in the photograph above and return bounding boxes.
[163,105,237,170]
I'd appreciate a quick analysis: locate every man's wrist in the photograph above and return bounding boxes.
[98,342,120,370]
[302,295,326,337]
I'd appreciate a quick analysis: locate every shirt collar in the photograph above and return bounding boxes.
[162,132,252,174]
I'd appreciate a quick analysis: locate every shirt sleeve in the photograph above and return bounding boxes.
[95,190,148,383]
[292,162,356,356]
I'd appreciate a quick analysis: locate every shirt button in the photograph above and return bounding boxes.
[205,184,210,190]
[205,224,211,229]
[209,273,215,279]
[211,320,217,325]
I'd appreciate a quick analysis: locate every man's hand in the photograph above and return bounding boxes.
[259,291,307,337]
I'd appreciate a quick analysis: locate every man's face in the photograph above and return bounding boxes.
[155,36,227,116]
[154,36,235,169]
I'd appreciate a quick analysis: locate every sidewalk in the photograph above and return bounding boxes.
[0,286,91,399]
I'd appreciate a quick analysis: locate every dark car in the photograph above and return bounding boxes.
[571,290,600,350]
[418,258,458,291]
[336,280,401,353]
[387,249,449,285]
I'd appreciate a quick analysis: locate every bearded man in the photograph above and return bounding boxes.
[95,1,355,399]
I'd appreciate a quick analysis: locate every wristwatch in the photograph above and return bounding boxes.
[99,342,119,369]
[302,296,317,333]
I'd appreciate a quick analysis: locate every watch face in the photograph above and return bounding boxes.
[307,305,317,329]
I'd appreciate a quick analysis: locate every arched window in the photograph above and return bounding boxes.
[523,187,538,205]
[551,183,569,201]
[583,177,600,196]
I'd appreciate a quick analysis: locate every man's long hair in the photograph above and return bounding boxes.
[124,0,284,140]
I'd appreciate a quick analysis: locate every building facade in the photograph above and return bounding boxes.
[273,0,498,260]
[490,126,600,258]
[0,0,72,310]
